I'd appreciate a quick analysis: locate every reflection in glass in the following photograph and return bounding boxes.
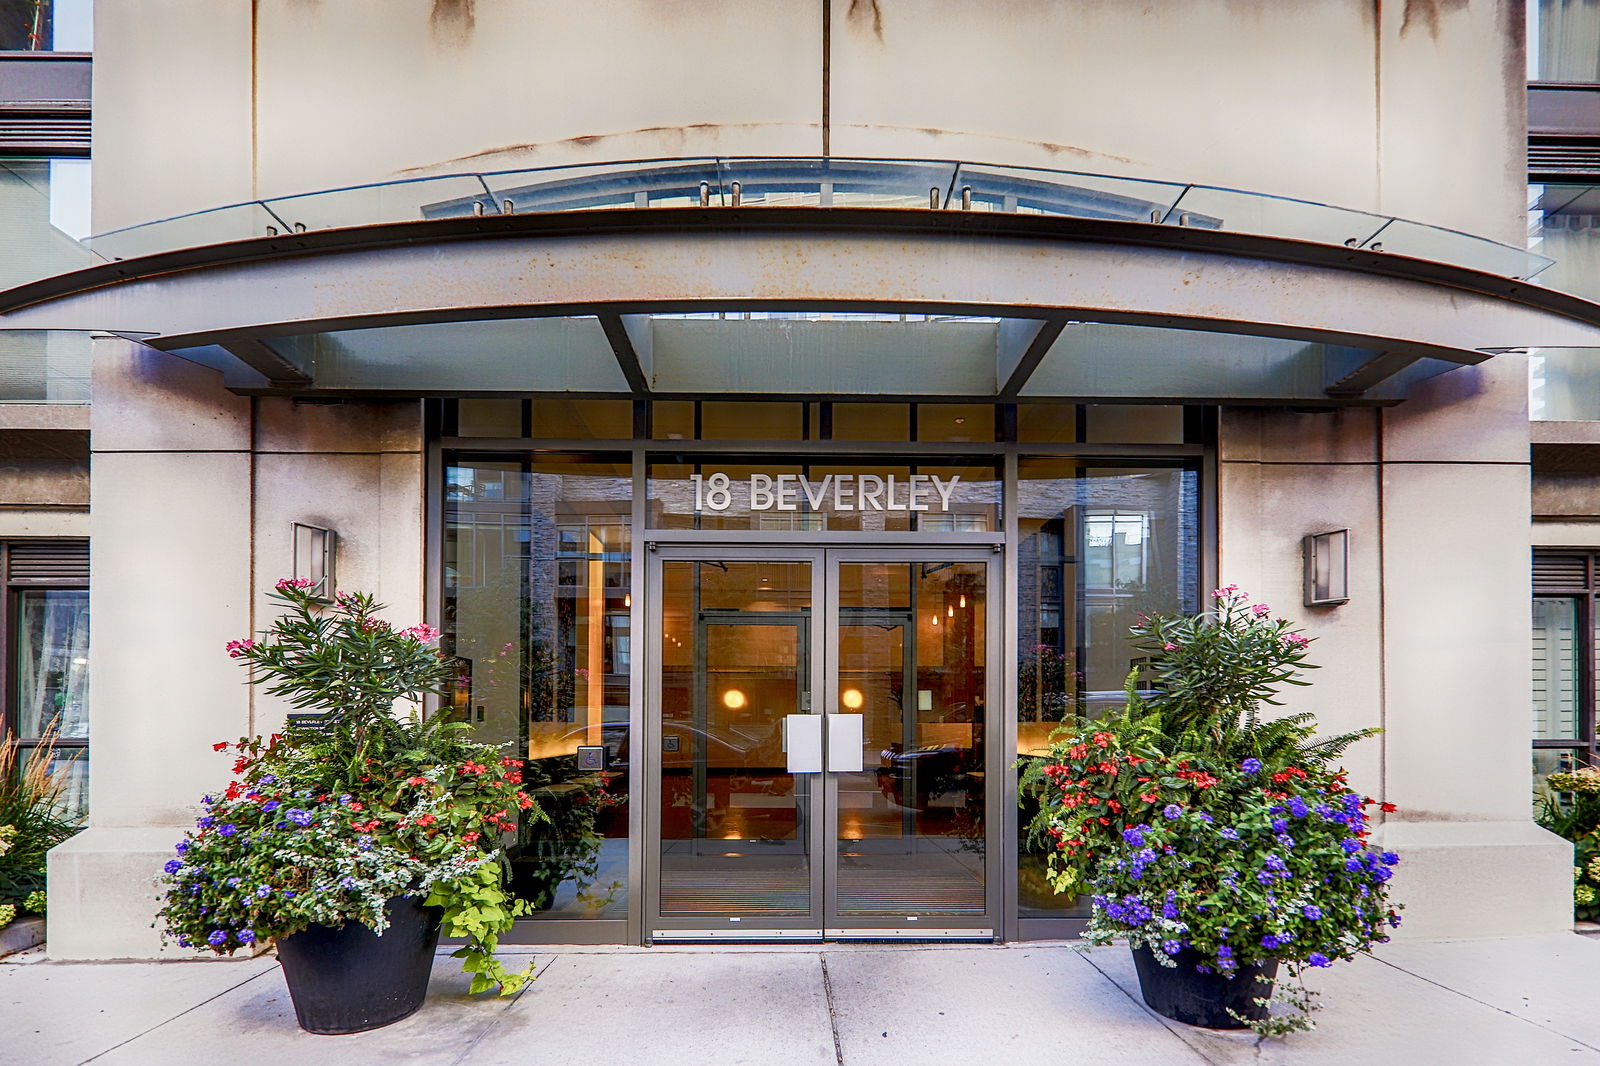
[16,590,89,740]
[835,562,986,916]
[658,560,812,917]
[1014,461,1199,918]
[443,455,633,919]
[1533,597,1580,741]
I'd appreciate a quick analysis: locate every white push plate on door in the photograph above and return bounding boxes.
[827,714,864,772]
[784,714,823,773]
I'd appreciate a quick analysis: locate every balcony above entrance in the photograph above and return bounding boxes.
[3,158,1600,405]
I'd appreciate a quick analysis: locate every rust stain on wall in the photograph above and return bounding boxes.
[847,0,883,41]
[430,0,475,42]
[1399,0,1467,39]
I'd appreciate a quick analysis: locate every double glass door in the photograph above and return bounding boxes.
[647,547,996,939]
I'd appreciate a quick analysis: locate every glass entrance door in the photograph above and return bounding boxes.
[648,548,996,939]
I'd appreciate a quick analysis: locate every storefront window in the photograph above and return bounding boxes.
[1015,461,1199,920]
[444,455,633,920]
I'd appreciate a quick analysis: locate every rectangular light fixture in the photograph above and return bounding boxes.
[291,522,338,601]
[1303,529,1350,607]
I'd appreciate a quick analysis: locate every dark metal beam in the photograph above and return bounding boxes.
[598,312,653,394]
[997,316,1068,398]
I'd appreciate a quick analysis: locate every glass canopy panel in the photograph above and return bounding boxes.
[1023,323,1386,401]
[718,158,961,209]
[1374,217,1552,279]
[649,314,1012,395]
[951,164,1188,221]
[86,203,281,262]
[484,159,725,211]
[264,175,494,231]
[1162,186,1387,247]
[265,317,628,392]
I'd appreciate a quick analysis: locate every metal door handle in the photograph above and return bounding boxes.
[827,714,864,772]
[784,714,822,773]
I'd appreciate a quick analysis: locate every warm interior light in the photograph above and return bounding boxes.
[931,613,940,626]
[841,687,865,710]
[624,592,632,608]
[959,594,966,608]
[723,688,748,710]
[947,604,954,618]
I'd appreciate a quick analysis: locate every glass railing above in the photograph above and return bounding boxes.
[76,156,1554,282]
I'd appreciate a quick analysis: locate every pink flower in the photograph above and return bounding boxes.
[1163,642,1177,651]
[1282,633,1310,650]
[1251,604,1271,618]
[399,623,441,644]
[225,639,259,658]
[274,577,316,591]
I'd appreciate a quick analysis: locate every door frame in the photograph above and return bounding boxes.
[643,542,1002,941]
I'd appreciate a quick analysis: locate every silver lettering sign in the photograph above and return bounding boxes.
[689,473,961,513]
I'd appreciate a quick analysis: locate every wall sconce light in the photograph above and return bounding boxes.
[1303,529,1350,607]
[292,522,338,601]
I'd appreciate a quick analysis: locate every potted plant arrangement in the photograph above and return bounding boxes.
[1536,765,1600,919]
[1022,585,1402,1034]
[156,579,547,1035]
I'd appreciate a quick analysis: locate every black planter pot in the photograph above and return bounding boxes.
[275,895,444,1035]
[1130,944,1279,1029]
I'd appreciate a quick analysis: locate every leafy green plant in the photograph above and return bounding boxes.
[0,723,82,916]
[1535,766,1600,920]
[156,579,547,995]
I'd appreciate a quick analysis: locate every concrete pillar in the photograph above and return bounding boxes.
[48,337,252,958]
[1375,354,1571,938]
[46,338,428,959]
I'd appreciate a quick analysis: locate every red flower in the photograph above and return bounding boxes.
[1380,802,1398,813]
[462,831,481,843]
[406,776,428,786]
[212,742,229,752]
[349,802,364,812]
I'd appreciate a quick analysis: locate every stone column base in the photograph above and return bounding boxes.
[1377,820,1574,940]
[47,826,195,960]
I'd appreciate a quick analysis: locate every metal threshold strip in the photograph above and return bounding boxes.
[651,928,994,941]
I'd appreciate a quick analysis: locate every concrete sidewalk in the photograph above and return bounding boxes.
[5,935,1599,1066]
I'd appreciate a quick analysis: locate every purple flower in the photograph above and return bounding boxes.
[1241,758,1262,774]
[174,840,191,854]
[1161,939,1183,955]
[1380,851,1400,867]
[1341,838,1362,854]
[237,929,256,945]
[1345,856,1364,872]
[1261,934,1281,950]
[1307,952,1331,967]
[1271,818,1288,832]
[218,824,238,837]
[1220,828,1240,841]
[285,808,314,827]
[162,859,183,874]
[255,885,272,899]
[1303,905,1323,920]
[1287,798,1309,819]
[197,816,214,829]
[339,794,353,805]
[261,800,280,813]
[207,930,229,947]
[1162,804,1182,820]
[1122,826,1147,846]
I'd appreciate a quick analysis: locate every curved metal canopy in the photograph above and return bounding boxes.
[3,207,1597,403]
